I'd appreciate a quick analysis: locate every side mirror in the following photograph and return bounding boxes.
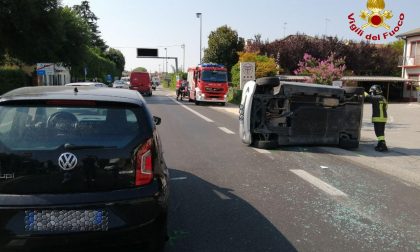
[153,116,161,125]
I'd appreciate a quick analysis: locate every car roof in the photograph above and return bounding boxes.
[0,86,145,106]
[65,82,106,86]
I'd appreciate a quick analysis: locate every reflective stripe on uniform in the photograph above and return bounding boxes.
[372,117,387,122]
[377,136,385,141]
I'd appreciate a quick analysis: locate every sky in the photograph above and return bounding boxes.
[61,0,419,73]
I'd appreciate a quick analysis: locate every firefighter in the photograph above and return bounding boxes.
[365,85,388,152]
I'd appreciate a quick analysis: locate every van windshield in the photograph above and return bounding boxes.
[201,71,227,83]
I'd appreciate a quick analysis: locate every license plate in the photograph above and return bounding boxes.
[212,98,219,101]
[25,210,108,232]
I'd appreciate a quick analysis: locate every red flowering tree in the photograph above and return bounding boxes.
[294,53,346,85]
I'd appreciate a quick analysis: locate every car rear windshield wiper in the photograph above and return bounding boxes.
[64,143,117,150]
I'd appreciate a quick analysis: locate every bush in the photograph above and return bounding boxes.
[228,88,242,105]
[0,67,29,94]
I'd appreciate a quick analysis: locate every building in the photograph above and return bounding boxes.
[36,63,71,86]
[397,28,420,99]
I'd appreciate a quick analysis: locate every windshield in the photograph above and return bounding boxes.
[201,71,227,83]
[0,105,142,150]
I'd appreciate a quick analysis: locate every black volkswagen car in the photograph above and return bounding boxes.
[0,86,169,251]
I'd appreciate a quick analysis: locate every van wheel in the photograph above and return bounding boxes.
[256,77,280,87]
[339,138,359,149]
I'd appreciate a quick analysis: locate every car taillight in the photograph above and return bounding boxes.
[135,139,153,186]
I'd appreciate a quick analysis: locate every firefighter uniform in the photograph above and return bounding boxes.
[364,85,388,152]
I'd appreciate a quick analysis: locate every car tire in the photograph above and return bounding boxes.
[343,87,364,95]
[339,138,359,149]
[253,140,278,149]
[256,77,280,87]
[148,213,168,252]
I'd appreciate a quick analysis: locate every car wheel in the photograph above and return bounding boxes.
[253,140,278,149]
[342,87,364,95]
[148,213,168,252]
[339,138,359,149]
[256,77,280,87]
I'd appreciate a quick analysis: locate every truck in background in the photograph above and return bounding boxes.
[187,63,229,106]
[130,72,152,96]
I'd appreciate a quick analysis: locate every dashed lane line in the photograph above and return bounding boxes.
[218,127,235,135]
[290,169,348,197]
[170,98,214,122]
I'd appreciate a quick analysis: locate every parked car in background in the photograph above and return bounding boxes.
[239,77,364,149]
[65,82,108,88]
[112,80,129,89]
[130,72,152,96]
[0,86,169,251]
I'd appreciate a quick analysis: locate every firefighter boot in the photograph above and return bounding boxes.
[375,141,388,152]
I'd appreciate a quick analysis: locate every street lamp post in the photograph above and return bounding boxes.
[181,44,185,72]
[196,12,202,64]
[164,48,168,74]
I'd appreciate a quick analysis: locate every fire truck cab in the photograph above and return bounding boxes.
[187,63,229,105]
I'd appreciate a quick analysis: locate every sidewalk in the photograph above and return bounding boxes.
[211,102,420,188]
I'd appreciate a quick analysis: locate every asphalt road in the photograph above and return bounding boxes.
[144,87,420,252]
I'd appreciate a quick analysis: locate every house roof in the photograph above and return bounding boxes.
[396,28,420,39]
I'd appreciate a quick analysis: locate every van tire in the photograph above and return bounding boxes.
[339,138,359,149]
[256,77,280,87]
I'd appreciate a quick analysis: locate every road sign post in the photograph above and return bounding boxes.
[240,62,256,90]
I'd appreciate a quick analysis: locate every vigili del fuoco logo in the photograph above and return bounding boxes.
[348,0,405,41]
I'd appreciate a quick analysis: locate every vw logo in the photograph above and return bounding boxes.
[58,152,78,171]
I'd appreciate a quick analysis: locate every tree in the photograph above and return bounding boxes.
[104,48,125,74]
[0,0,61,64]
[294,53,346,85]
[73,1,107,52]
[0,1,92,66]
[231,52,279,88]
[202,25,245,72]
[133,67,147,72]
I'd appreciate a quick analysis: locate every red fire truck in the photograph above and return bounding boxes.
[187,63,229,106]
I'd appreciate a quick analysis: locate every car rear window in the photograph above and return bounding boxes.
[0,105,144,150]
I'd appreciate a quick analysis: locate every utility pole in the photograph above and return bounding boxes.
[283,22,287,38]
[325,18,330,36]
[165,48,168,74]
[181,44,185,72]
[196,13,202,64]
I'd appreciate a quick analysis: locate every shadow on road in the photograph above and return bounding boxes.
[166,169,297,252]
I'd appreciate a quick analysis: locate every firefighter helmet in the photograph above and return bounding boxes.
[369,85,383,95]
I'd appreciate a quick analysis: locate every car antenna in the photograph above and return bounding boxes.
[74,87,78,93]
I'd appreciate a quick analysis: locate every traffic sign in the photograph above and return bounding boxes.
[36,70,46,76]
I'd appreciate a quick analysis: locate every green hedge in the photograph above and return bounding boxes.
[228,88,242,105]
[0,67,29,95]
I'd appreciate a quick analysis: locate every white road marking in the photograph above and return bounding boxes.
[170,98,214,122]
[320,166,329,169]
[252,148,271,154]
[170,177,187,181]
[290,169,348,197]
[218,127,235,134]
[213,189,231,200]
